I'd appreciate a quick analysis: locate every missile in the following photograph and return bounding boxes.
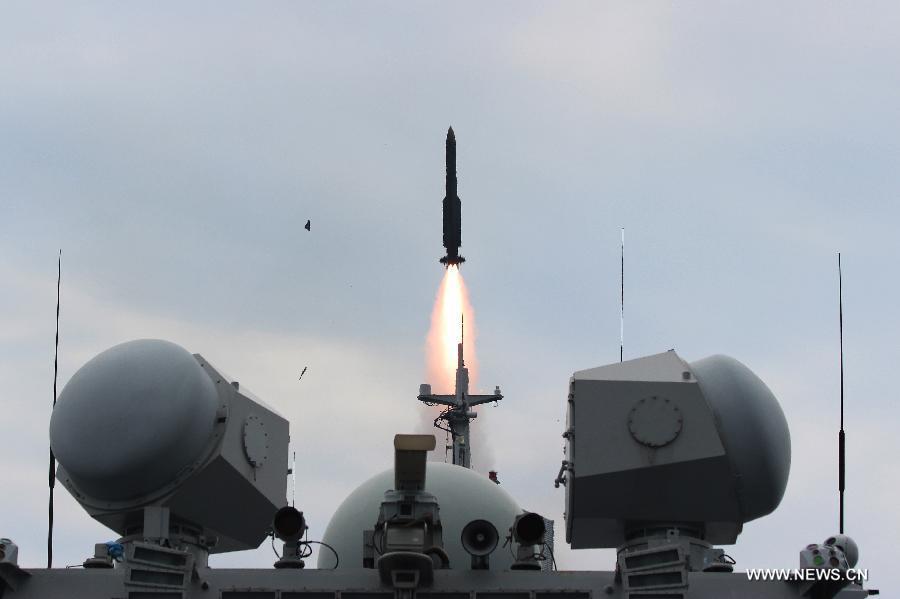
[440,127,465,266]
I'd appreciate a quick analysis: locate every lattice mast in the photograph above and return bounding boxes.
[418,316,502,468]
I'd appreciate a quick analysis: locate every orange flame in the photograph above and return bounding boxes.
[426,266,478,393]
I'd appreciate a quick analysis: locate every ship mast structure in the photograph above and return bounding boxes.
[418,316,502,468]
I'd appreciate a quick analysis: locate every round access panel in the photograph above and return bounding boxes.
[628,396,683,448]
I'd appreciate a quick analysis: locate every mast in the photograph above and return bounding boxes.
[418,316,502,469]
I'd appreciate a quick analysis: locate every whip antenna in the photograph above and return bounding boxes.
[620,228,624,362]
[838,253,846,534]
[48,249,61,568]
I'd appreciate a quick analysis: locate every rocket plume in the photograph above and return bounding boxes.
[426,266,478,393]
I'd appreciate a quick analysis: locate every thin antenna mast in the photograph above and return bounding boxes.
[292,451,297,507]
[48,249,61,568]
[620,228,624,362]
[838,253,846,534]
[292,366,308,506]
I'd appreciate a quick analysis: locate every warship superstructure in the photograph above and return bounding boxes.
[0,339,874,599]
[0,129,875,598]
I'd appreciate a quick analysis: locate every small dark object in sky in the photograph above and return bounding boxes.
[299,366,308,380]
[440,127,465,267]
[304,220,311,231]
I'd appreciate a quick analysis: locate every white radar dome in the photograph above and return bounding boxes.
[317,462,523,570]
[49,339,219,502]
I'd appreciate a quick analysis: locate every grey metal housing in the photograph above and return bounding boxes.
[563,351,790,548]
[49,339,290,554]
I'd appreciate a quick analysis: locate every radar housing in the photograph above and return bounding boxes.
[562,350,790,548]
[49,339,289,554]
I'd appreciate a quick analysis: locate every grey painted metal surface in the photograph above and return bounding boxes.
[2,566,871,598]
[1,343,875,599]
[563,350,790,549]
[690,354,791,523]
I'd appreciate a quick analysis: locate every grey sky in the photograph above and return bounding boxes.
[1,1,897,592]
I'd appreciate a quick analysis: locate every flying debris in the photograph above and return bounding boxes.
[304,220,311,231]
[299,366,308,381]
[440,127,465,267]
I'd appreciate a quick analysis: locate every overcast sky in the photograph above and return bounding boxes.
[1,2,898,593]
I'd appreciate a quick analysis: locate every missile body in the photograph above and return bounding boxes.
[440,127,465,266]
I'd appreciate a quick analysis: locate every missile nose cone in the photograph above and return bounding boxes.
[447,126,455,141]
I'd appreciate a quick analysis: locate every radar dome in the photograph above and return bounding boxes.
[318,462,523,570]
[49,339,219,501]
[690,354,791,522]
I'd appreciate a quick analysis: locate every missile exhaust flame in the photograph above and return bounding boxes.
[426,266,478,393]
[422,265,498,471]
